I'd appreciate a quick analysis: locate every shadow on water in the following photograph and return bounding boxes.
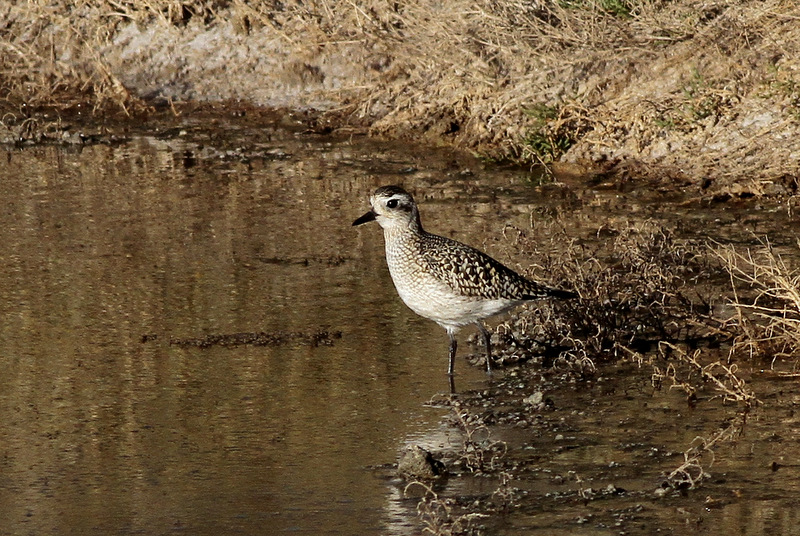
[0,112,798,535]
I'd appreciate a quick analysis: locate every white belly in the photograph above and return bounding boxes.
[388,261,519,331]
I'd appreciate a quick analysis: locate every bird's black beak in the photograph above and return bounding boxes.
[352,209,377,226]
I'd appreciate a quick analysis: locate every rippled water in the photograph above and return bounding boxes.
[0,113,798,536]
[0,119,552,535]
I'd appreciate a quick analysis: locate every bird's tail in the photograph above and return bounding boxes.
[522,284,577,300]
[547,287,578,300]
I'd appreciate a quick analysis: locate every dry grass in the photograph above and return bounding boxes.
[491,220,716,372]
[650,342,758,406]
[3,0,800,189]
[662,411,747,491]
[714,238,800,366]
[405,481,488,536]
[444,398,507,473]
[498,222,798,383]
[0,1,133,112]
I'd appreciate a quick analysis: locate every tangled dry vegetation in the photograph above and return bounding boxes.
[498,219,800,408]
[492,219,800,374]
[398,221,798,535]
[3,0,800,192]
[491,221,716,369]
[715,238,800,368]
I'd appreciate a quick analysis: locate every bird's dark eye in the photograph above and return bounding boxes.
[386,199,399,209]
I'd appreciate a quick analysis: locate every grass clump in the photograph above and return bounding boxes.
[653,342,757,406]
[519,101,591,164]
[405,481,488,536]
[715,237,800,366]
[662,411,747,491]
[448,400,507,474]
[492,220,714,372]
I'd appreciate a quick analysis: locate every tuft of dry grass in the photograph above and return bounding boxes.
[445,398,507,473]
[662,410,748,491]
[652,341,758,406]
[491,220,716,372]
[714,237,800,366]
[405,481,488,536]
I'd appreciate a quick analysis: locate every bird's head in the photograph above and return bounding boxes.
[352,185,421,232]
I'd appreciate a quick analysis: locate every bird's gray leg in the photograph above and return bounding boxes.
[476,322,493,374]
[448,331,457,376]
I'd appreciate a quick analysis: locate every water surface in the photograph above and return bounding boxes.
[0,115,798,536]
[0,124,546,535]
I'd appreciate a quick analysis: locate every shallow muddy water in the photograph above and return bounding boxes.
[0,112,798,535]
[0,119,536,535]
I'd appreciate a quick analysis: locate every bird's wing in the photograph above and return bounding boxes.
[419,234,547,300]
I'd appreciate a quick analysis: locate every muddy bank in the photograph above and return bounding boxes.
[2,0,799,195]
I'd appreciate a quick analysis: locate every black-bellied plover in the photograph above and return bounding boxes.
[353,185,576,376]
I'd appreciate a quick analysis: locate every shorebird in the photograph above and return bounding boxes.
[353,185,576,376]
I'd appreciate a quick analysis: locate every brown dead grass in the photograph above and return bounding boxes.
[654,341,758,405]
[405,480,488,536]
[662,409,748,491]
[2,0,800,189]
[0,2,133,112]
[715,238,800,366]
[492,220,715,371]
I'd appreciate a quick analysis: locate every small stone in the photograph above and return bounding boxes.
[523,391,544,406]
[397,445,446,480]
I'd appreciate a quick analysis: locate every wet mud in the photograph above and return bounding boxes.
[402,358,800,536]
[0,110,798,535]
[168,329,342,348]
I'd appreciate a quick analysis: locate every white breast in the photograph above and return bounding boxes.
[385,241,519,331]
